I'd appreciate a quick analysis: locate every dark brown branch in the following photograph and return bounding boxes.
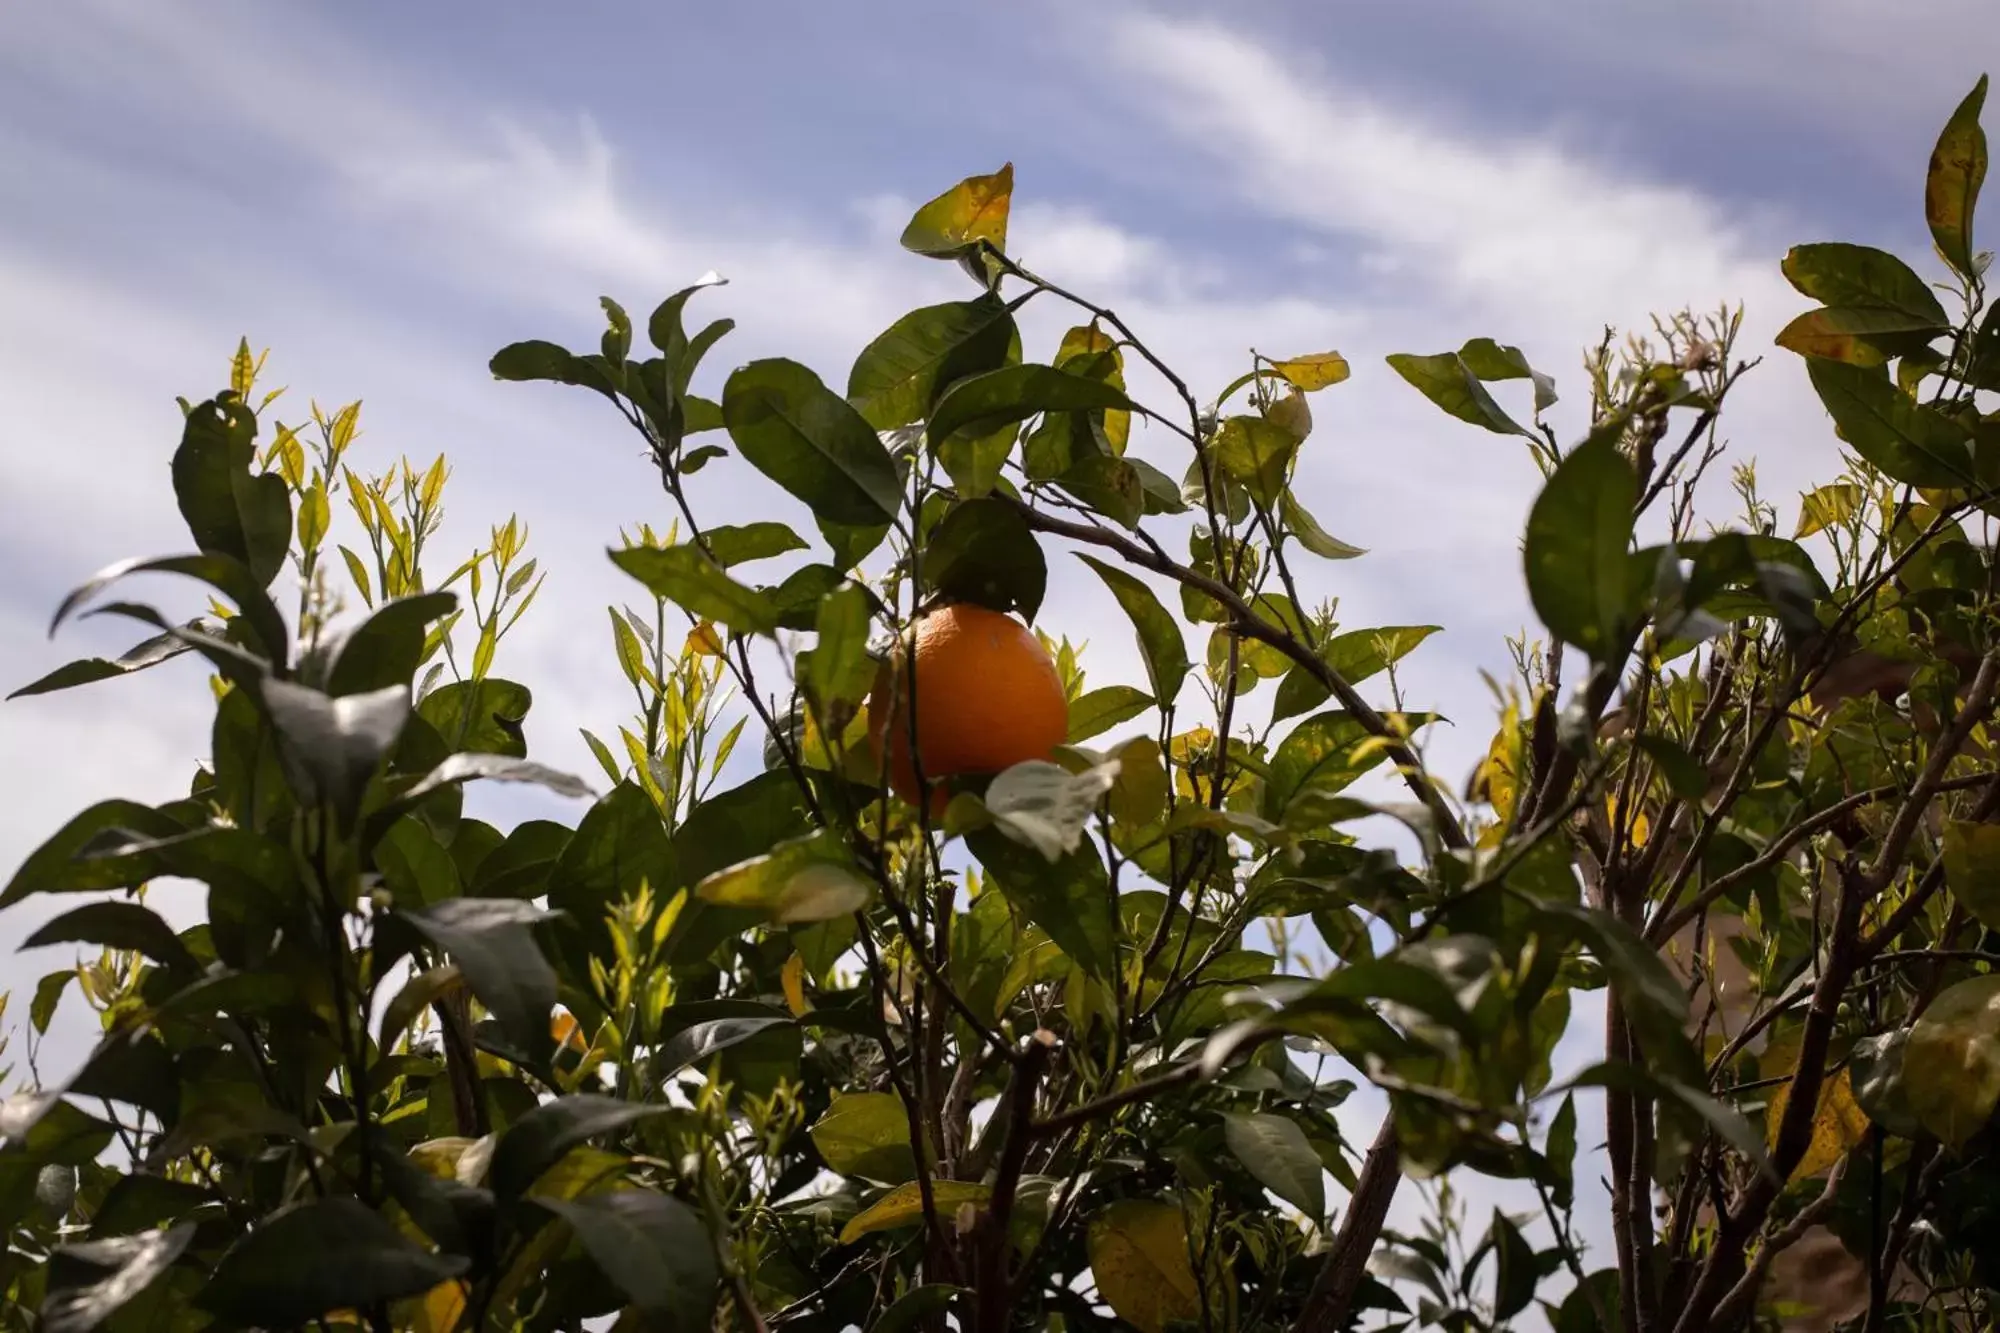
[1293,1115,1402,1333]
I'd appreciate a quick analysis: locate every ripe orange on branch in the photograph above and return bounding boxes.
[865,601,1069,811]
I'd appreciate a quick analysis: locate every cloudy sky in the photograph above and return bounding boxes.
[1,0,1987,1312]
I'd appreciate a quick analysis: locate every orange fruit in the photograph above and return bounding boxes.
[866,602,1069,813]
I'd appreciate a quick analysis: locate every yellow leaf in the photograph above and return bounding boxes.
[782,952,810,1017]
[404,1280,466,1333]
[839,1179,991,1244]
[687,621,723,656]
[1272,351,1351,391]
[901,163,1014,259]
[1795,483,1862,539]
[1087,1199,1202,1333]
[1766,1067,1869,1179]
[230,337,255,398]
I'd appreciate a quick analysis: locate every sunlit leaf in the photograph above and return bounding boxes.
[1904,974,2000,1148]
[901,164,1014,260]
[838,1179,991,1243]
[1925,76,1989,279]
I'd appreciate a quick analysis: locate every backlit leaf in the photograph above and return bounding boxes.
[838,1179,991,1243]
[1271,351,1350,391]
[1926,76,1989,280]
[1904,974,2000,1148]
[810,1092,916,1184]
[611,544,778,635]
[901,164,1014,260]
[1087,1200,1202,1333]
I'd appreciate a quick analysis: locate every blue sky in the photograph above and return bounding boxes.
[1,0,1989,1312]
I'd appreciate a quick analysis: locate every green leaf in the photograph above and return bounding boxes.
[1780,243,1950,326]
[819,516,891,572]
[647,271,730,364]
[1807,358,1975,487]
[394,753,592,808]
[546,782,676,953]
[927,364,1135,448]
[1067,685,1154,743]
[1056,455,1144,530]
[1223,1113,1325,1218]
[599,295,632,364]
[411,682,523,761]
[31,971,74,1034]
[694,831,875,924]
[967,827,1118,981]
[769,563,849,632]
[489,1094,668,1201]
[401,898,560,1062]
[847,297,1019,430]
[1535,902,1693,1076]
[801,581,877,715]
[1271,626,1439,722]
[1850,1029,1925,1140]
[1487,1209,1537,1321]
[656,1016,795,1080]
[936,422,1017,499]
[611,543,778,635]
[51,553,289,673]
[533,1193,717,1331]
[1940,820,2000,931]
[0,1095,115,1165]
[901,164,1013,260]
[378,964,461,1051]
[1522,429,1639,657]
[873,1285,966,1333]
[1567,1062,1770,1179]
[921,497,1047,620]
[1926,76,1989,280]
[324,592,458,697]
[489,340,619,400]
[172,397,292,588]
[1281,491,1366,560]
[722,359,904,526]
[1456,338,1557,413]
[1635,735,1707,802]
[1263,711,1415,822]
[700,522,809,568]
[23,902,198,974]
[1077,555,1189,708]
[8,622,203,700]
[983,758,1120,861]
[1904,974,2000,1148]
[199,1197,467,1325]
[1386,352,1530,436]
[839,1180,992,1244]
[1213,415,1300,504]
[260,679,409,823]
[42,1223,197,1333]
[810,1092,916,1184]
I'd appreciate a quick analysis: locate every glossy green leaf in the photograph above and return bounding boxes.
[656,1015,794,1080]
[533,1192,717,1331]
[1056,455,1144,530]
[1457,338,1557,413]
[1077,555,1189,708]
[801,581,877,715]
[1067,685,1154,743]
[1808,357,1975,487]
[51,553,288,673]
[260,679,409,822]
[1926,76,1989,279]
[1223,1113,1324,1219]
[401,898,560,1062]
[1387,351,1530,436]
[920,497,1047,620]
[1487,1209,1537,1321]
[489,1094,668,1201]
[1775,307,1943,366]
[324,592,458,697]
[700,522,808,568]
[722,359,903,526]
[172,397,292,588]
[967,827,1117,980]
[1271,625,1439,722]
[199,1197,467,1325]
[1522,429,1639,657]
[927,364,1135,448]
[695,831,874,924]
[41,1222,196,1333]
[1280,490,1366,561]
[23,902,197,974]
[611,543,778,635]
[489,340,619,400]
[8,622,204,700]
[418,678,533,758]
[847,297,1019,430]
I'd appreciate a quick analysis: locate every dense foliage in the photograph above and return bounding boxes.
[2,70,1997,1333]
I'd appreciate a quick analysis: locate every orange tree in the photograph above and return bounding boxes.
[3,71,1999,1333]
